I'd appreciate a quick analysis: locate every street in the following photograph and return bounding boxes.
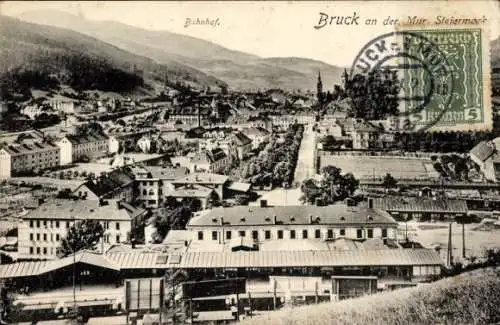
[254,124,316,206]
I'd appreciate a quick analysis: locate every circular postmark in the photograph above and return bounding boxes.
[350,31,454,132]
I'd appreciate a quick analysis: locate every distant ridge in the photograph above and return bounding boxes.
[17,10,345,91]
[0,15,226,100]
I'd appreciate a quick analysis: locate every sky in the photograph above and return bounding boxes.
[1,1,499,67]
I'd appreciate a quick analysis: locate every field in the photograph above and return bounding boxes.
[240,267,500,325]
[318,155,439,180]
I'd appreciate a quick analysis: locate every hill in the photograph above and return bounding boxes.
[0,15,225,101]
[240,268,500,325]
[16,10,344,91]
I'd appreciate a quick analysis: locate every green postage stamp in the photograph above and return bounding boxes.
[351,25,492,132]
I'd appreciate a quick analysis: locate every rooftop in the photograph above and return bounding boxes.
[0,250,172,279]
[65,133,108,146]
[470,141,496,162]
[165,185,214,198]
[173,248,443,269]
[241,127,271,137]
[188,205,397,227]
[22,199,144,221]
[173,172,229,185]
[192,148,228,164]
[131,166,189,180]
[233,132,252,146]
[2,142,58,156]
[371,197,468,213]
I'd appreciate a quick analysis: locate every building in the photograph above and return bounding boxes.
[269,115,298,131]
[190,148,230,173]
[49,100,76,114]
[169,105,209,127]
[232,131,252,160]
[371,197,468,222]
[131,165,190,208]
[56,133,109,165]
[351,121,380,149]
[17,199,146,260]
[0,129,45,145]
[137,135,152,153]
[316,120,343,138]
[247,115,273,132]
[73,168,136,203]
[21,105,46,120]
[470,140,500,182]
[0,142,60,178]
[172,172,229,200]
[105,127,155,154]
[187,204,398,244]
[241,127,270,149]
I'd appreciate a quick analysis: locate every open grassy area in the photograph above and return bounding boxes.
[240,268,500,325]
[318,155,438,180]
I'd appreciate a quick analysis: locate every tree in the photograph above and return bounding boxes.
[300,178,321,204]
[382,173,398,189]
[346,70,400,120]
[59,219,104,257]
[56,188,77,199]
[321,135,337,150]
[320,165,359,204]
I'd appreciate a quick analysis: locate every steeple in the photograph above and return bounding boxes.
[341,68,349,88]
[317,70,323,103]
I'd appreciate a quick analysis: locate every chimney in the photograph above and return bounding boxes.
[220,217,224,226]
[309,214,313,224]
[368,198,374,209]
[260,199,267,208]
[273,215,277,224]
[117,200,123,210]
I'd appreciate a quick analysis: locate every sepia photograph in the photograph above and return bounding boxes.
[0,1,499,324]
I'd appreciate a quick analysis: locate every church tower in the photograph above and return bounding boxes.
[341,68,349,89]
[317,70,324,103]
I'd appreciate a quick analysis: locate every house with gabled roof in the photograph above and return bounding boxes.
[73,167,135,203]
[470,140,500,182]
[232,131,252,160]
[190,148,230,174]
[241,127,270,149]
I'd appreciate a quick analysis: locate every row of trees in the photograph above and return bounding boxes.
[241,124,304,187]
[320,130,495,153]
[388,131,494,153]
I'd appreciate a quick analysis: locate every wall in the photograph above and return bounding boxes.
[0,150,11,178]
[19,217,131,260]
[57,138,73,165]
[190,224,396,242]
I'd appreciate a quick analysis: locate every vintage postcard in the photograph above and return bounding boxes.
[0,1,499,325]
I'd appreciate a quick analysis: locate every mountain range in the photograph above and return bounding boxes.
[15,10,344,92]
[0,15,226,100]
